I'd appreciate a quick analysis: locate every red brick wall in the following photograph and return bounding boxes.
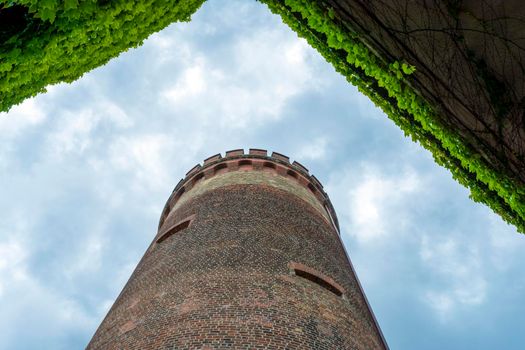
[87,153,387,349]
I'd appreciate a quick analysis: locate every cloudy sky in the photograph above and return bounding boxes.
[1,1,525,349]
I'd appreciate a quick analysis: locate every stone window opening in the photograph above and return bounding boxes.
[238,159,253,170]
[287,170,298,179]
[262,162,276,169]
[156,215,195,243]
[214,163,228,175]
[192,172,204,186]
[289,262,344,297]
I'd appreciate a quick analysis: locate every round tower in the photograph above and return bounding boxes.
[87,149,388,349]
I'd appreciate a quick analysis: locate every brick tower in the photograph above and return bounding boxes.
[87,149,388,349]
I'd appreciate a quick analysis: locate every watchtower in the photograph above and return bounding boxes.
[87,149,388,349]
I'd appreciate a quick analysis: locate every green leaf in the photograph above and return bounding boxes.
[65,0,79,11]
[401,63,416,74]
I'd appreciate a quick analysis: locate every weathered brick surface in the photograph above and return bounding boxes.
[171,170,329,222]
[87,153,387,350]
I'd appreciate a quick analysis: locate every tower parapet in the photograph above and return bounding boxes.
[158,148,339,234]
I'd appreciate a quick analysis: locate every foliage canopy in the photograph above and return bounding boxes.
[0,0,205,111]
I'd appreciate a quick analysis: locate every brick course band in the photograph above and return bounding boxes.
[86,150,388,350]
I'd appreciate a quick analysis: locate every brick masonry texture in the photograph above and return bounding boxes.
[171,170,330,222]
[86,151,387,350]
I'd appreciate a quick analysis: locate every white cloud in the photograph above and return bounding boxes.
[45,102,132,160]
[65,233,106,278]
[487,215,525,272]
[295,137,328,161]
[0,236,96,347]
[47,109,98,158]
[109,134,174,192]
[285,40,308,65]
[0,98,46,136]
[0,239,28,298]
[163,60,208,102]
[328,163,421,242]
[0,98,47,169]
[99,102,133,129]
[146,29,195,67]
[159,26,325,129]
[420,235,487,320]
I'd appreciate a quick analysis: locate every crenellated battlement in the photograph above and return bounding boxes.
[158,149,339,233]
